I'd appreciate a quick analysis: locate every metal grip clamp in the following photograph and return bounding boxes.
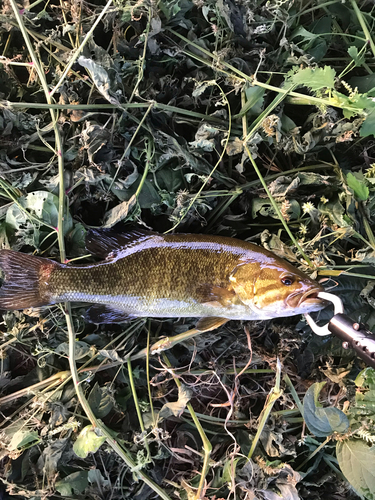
[305,292,375,369]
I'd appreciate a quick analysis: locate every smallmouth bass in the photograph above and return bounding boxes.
[0,229,326,325]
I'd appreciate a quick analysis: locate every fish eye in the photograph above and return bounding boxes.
[281,276,294,286]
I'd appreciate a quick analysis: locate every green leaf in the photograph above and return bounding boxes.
[348,74,375,94]
[361,109,375,138]
[346,172,369,201]
[9,430,39,451]
[235,86,265,117]
[6,191,73,235]
[88,468,110,487]
[291,66,335,91]
[55,471,89,495]
[73,425,106,458]
[348,46,365,67]
[290,26,319,41]
[337,439,375,499]
[303,382,349,437]
[88,382,114,419]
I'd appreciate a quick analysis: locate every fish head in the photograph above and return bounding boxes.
[230,259,327,319]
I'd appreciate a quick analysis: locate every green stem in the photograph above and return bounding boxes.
[350,0,375,60]
[163,354,212,500]
[296,436,331,471]
[283,374,304,415]
[165,81,231,233]
[135,136,152,198]
[243,82,296,143]
[9,0,66,261]
[127,358,151,460]
[244,145,313,266]
[64,306,171,500]
[248,360,283,459]
[2,100,227,124]
[50,0,113,97]
[107,103,154,193]
[128,9,150,103]
[146,321,156,425]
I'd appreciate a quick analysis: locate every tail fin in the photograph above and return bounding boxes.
[0,250,59,310]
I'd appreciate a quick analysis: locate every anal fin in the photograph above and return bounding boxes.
[85,304,136,324]
[195,316,229,332]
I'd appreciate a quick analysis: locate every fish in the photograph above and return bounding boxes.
[0,229,326,328]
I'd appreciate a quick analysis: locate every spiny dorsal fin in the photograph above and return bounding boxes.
[85,228,157,259]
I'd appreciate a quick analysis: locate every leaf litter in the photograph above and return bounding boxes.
[2,0,375,499]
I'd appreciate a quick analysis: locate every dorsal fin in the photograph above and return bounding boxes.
[85,228,157,259]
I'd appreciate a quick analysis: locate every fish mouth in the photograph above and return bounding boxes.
[287,288,328,309]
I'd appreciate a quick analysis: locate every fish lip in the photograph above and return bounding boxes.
[286,287,326,308]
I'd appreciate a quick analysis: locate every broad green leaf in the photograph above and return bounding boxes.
[348,74,375,94]
[88,382,114,419]
[88,468,110,487]
[346,172,369,201]
[55,471,88,495]
[303,382,349,437]
[355,368,375,390]
[361,109,375,138]
[337,439,375,499]
[6,191,73,235]
[290,26,319,41]
[291,66,335,91]
[9,430,39,450]
[73,425,106,458]
[236,86,265,117]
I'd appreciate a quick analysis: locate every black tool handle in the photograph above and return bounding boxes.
[328,313,375,369]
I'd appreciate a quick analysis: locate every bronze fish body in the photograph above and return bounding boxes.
[0,229,326,324]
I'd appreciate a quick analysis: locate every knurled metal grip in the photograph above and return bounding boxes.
[328,313,375,369]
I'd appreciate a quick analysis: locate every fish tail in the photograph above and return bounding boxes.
[0,250,60,310]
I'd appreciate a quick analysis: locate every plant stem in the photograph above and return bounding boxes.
[64,306,172,500]
[9,0,66,262]
[350,0,375,60]
[296,436,331,471]
[163,354,212,500]
[1,101,228,124]
[127,358,151,460]
[248,359,283,459]
[49,0,114,97]
[165,81,231,233]
[243,145,313,266]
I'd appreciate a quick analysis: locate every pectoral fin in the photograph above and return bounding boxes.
[196,284,236,307]
[195,316,229,332]
[85,304,136,324]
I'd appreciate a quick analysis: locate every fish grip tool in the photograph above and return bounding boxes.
[305,292,375,369]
